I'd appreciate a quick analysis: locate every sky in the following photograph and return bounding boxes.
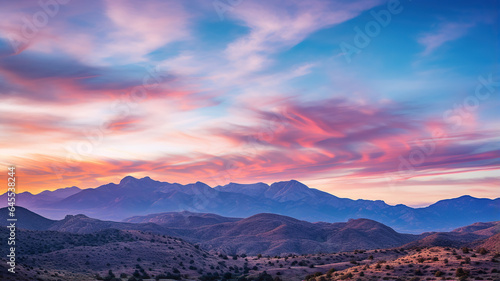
[0,0,499,207]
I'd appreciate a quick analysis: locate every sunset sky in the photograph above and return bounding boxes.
[0,0,499,206]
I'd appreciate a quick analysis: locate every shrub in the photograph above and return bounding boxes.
[340,273,353,280]
[455,267,469,277]
[478,247,488,255]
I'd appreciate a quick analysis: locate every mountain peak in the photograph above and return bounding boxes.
[37,186,82,199]
[267,180,313,202]
[120,175,139,185]
[214,182,270,197]
[427,194,491,209]
[64,214,89,220]
[0,206,56,230]
[270,179,309,189]
[345,218,396,232]
[118,175,159,189]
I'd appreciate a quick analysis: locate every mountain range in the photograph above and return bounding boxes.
[1,176,499,233]
[0,206,418,255]
[2,206,499,256]
[0,207,500,255]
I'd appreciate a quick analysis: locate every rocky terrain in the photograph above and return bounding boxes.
[0,206,499,280]
[1,233,499,281]
[308,247,500,281]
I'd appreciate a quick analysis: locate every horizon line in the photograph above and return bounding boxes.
[8,174,499,209]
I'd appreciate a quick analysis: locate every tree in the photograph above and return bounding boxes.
[478,247,488,255]
[256,271,273,281]
[456,267,469,278]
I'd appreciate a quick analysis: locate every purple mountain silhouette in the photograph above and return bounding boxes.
[1,176,498,233]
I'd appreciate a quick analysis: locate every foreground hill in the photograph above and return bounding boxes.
[1,207,420,255]
[452,221,500,236]
[4,206,498,256]
[124,210,242,227]
[1,208,499,280]
[1,227,499,281]
[1,176,499,233]
[469,233,500,252]
[403,232,484,248]
[124,211,420,254]
[402,221,500,249]
[187,214,418,255]
[0,227,224,281]
[0,206,56,230]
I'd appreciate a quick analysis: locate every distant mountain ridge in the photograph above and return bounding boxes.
[1,176,499,233]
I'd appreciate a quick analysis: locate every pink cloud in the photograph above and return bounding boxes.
[8,97,498,196]
[224,0,382,75]
[418,22,474,56]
